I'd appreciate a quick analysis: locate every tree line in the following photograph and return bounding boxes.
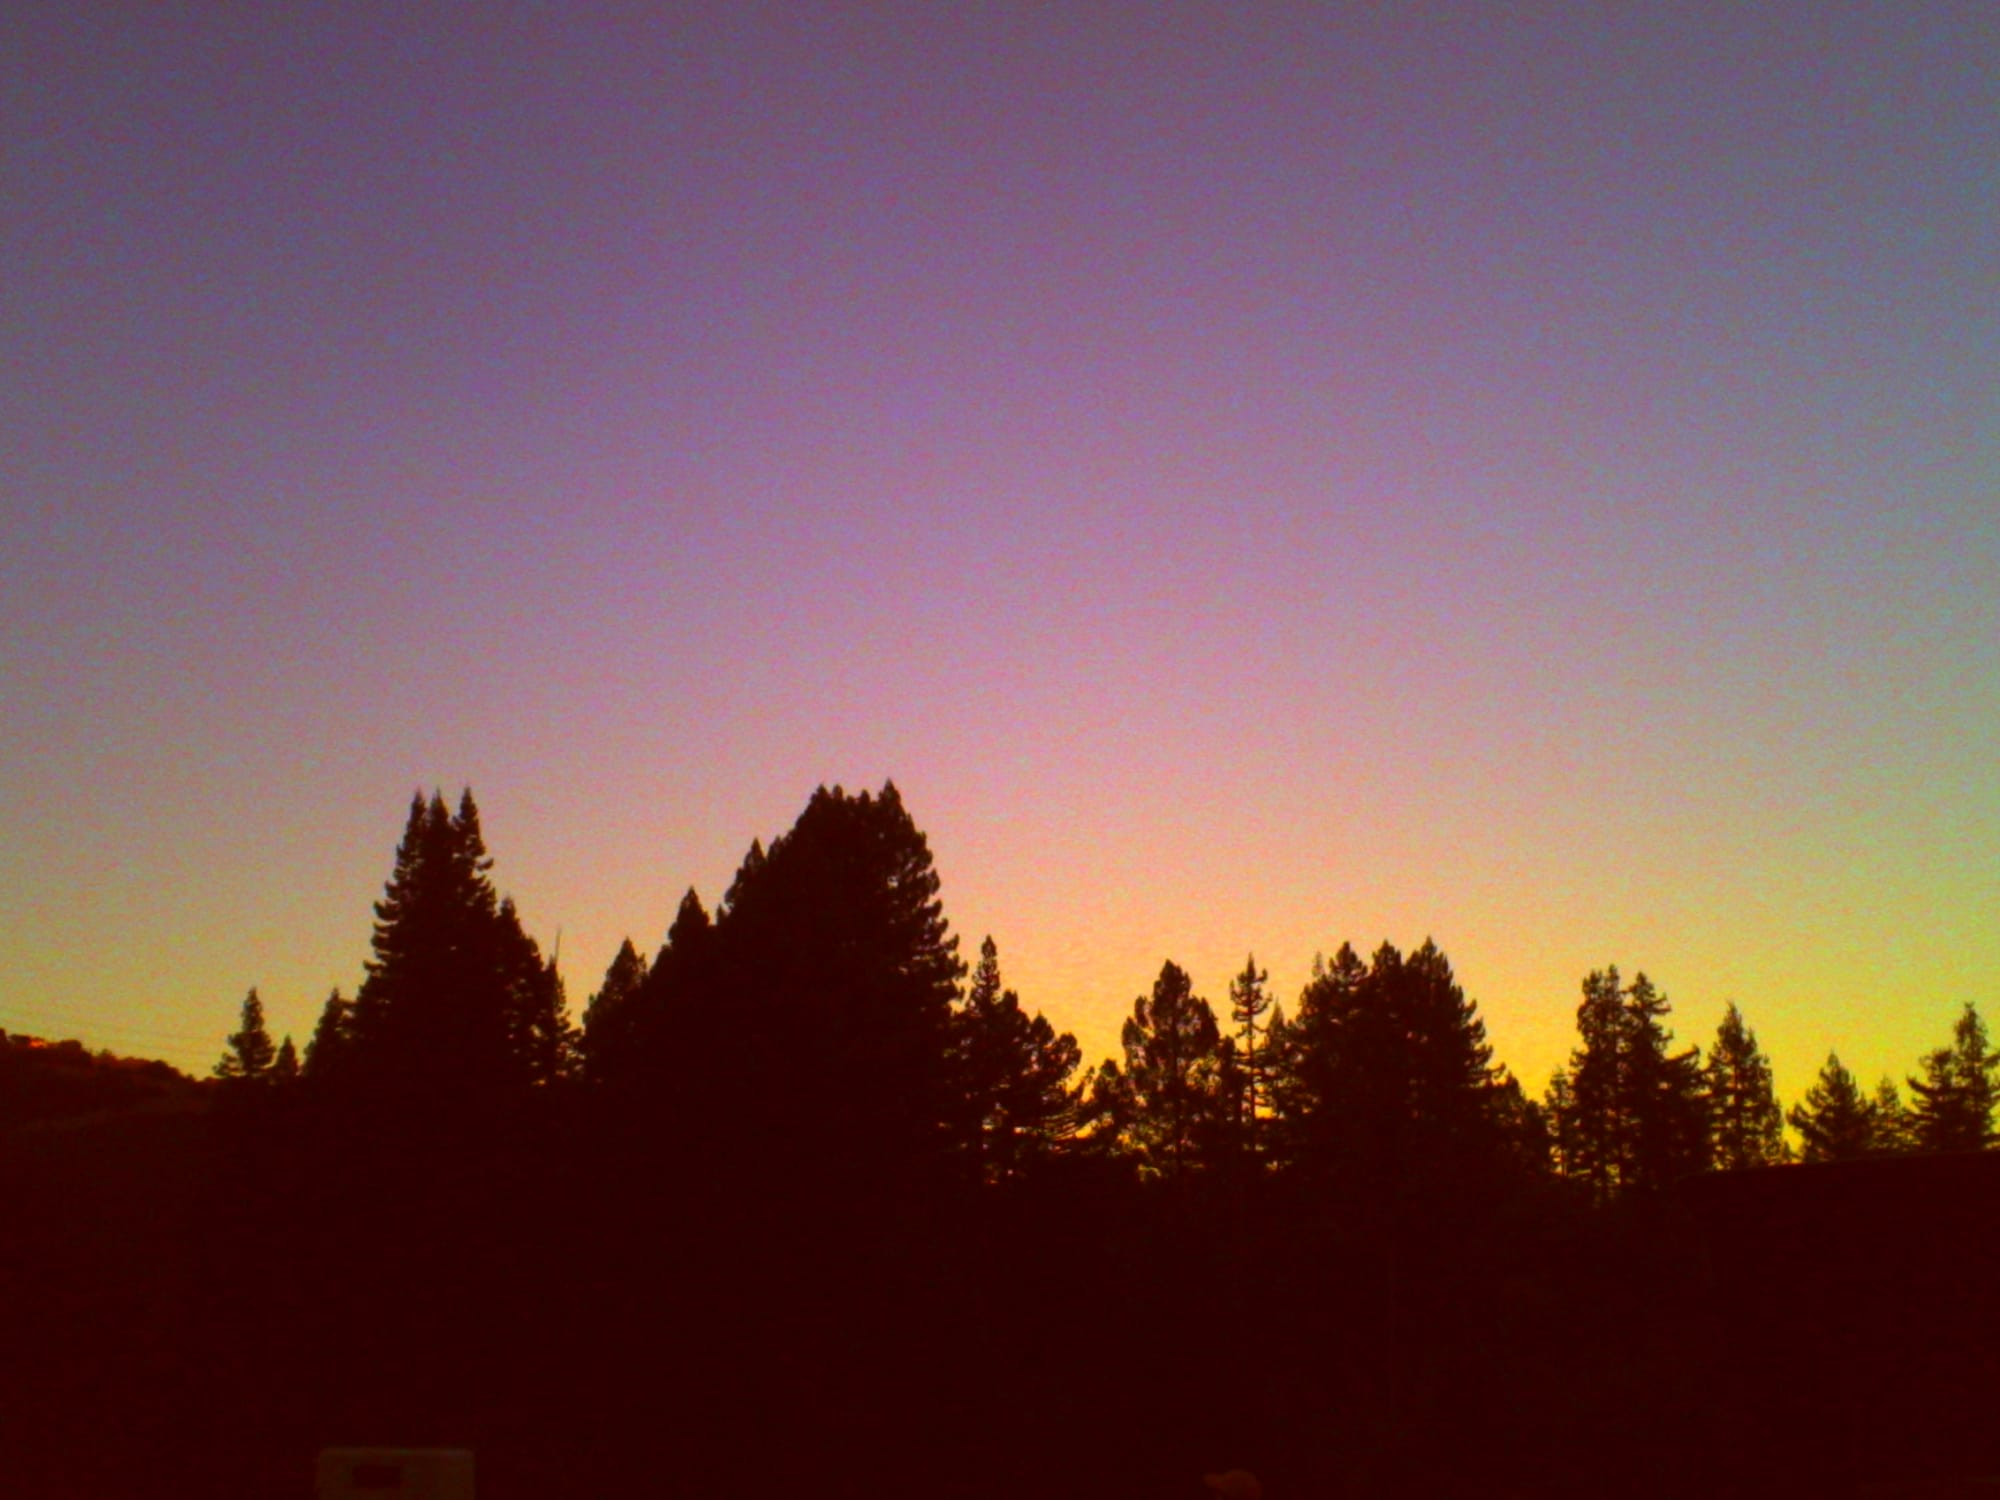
[24,779,1991,1498]
[213,782,2000,1194]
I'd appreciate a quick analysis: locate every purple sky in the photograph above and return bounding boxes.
[4,4,1996,1100]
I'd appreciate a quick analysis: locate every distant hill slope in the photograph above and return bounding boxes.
[0,1028,206,1132]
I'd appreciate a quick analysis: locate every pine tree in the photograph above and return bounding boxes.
[614,888,717,1119]
[700,783,965,1172]
[215,989,277,1080]
[1871,1077,1913,1154]
[494,899,577,1087]
[1491,1069,1552,1173]
[303,989,355,1082]
[272,1036,300,1085]
[954,935,1010,1157]
[1549,968,1707,1199]
[1704,1002,1787,1169]
[1114,960,1224,1183]
[581,938,648,1084]
[1270,940,1502,1188]
[1787,1052,1874,1162]
[1907,1003,1998,1153]
[346,789,569,1100]
[1075,1059,1135,1162]
[1552,968,1627,1201]
[1544,1068,1579,1179]
[349,791,502,1088]
[1615,972,1707,1191]
[1225,955,1275,1164]
[951,936,1083,1181]
[1267,942,1367,1172]
[1398,939,1502,1148]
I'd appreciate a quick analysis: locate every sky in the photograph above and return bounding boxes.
[4,3,1996,1104]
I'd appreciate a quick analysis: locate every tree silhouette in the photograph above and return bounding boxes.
[1267,942,1366,1176]
[950,935,1084,1182]
[1704,1003,1786,1169]
[303,988,355,1082]
[627,888,715,1090]
[215,989,276,1080]
[348,789,573,1101]
[1224,955,1275,1166]
[695,783,965,1174]
[1870,1076,1914,1154]
[271,1035,300,1084]
[581,938,648,1085]
[1274,941,1504,1189]
[1490,1069,1551,1173]
[1549,968,1706,1198]
[1547,968,1624,1200]
[1787,1052,1874,1162]
[494,896,578,1086]
[1907,1002,1998,1153]
[1107,960,1224,1183]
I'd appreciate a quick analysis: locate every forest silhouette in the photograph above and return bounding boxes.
[5,783,1997,1499]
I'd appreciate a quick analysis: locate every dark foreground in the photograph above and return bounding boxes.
[6,1098,1997,1500]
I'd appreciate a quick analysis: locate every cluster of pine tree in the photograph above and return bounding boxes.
[99,780,2000,1496]
[1540,967,1999,1202]
[214,783,2000,1197]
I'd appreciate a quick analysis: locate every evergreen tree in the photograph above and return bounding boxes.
[649,888,714,993]
[1112,960,1224,1183]
[1225,955,1275,1164]
[346,789,571,1100]
[953,935,1010,1159]
[1907,1003,1998,1153]
[1614,971,1708,1191]
[612,888,717,1120]
[1871,1076,1914,1154]
[303,989,355,1082]
[494,898,577,1087]
[1549,968,1706,1199]
[271,1036,300,1085]
[215,989,277,1081]
[951,936,1083,1181]
[1075,1058,1135,1161]
[1544,1067,1579,1179]
[1267,941,1367,1172]
[1398,939,1503,1147]
[349,791,503,1089]
[1787,1052,1874,1163]
[1551,968,1627,1201]
[581,938,648,1085]
[699,783,965,1172]
[1704,1002,1787,1169]
[1491,1068,1551,1174]
[1271,940,1503,1188]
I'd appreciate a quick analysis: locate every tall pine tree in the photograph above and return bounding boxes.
[1787,1052,1875,1162]
[215,988,277,1081]
[1871,1077,1914,1154]
[1106,960,1224,1184]
[303,989,355,1083]
[1270,940,1503,1188]
[950,936,1083,1182]
[581,938,649,1085]
[1907,1003,1998,1153]
[1704,1002,1786,1169]
[695,783,965,1175]
[1548,968,1707,1199]
[348,789,574,1102]
[1224,955,1275,1166]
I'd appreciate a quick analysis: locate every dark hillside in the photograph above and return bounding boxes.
[1680,1153,2000,1495]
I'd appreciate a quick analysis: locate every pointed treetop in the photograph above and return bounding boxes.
[668,887,711,945]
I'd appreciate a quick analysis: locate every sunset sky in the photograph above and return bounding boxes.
[5,4,1995,1103]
